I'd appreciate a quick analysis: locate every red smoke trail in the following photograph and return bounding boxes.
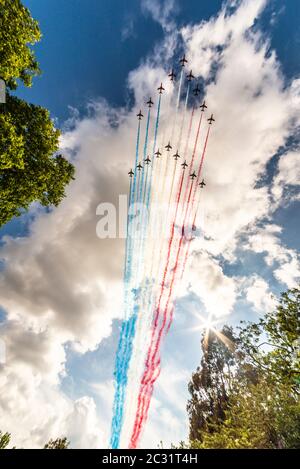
[179,126,211,303]
[189,125,211,215]
[190,111,203,169]
[153,127,211,374]
[154,168,185,327]
[178,125,211,285]
[180,194,200,283]
[129,179,195,448]
[130,123,213,448]
[181,111,203,209]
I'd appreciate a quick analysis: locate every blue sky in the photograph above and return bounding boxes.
[1,0,300,449]
[17,0,300,120]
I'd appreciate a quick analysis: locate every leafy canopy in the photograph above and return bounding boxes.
[187,286,300,449]
[0,95,75,226]
[0,431,10,449]
[44,437,70,449]
[0,0,41,89]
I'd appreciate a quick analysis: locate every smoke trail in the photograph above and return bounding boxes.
[110,118,141,449]
[176,82,190,152]
[183,105,195,161]
[140,107,151,205]
[167,81,190,222]
[129,171,188,448]
[111,96,163,448]
[121,84,178,444]
[180,189,202,282]
[130,177,194,448]
[170,68,183,143]
[130,120,213,448]
[179,126,212,284]
[188,125,211,221]
[145,93,162,211]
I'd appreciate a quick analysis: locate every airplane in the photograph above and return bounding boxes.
[187,70,195,81]
[173,150,180,160]
[144,156,151,165]
[208,114,215,124]
[179,54,188,67]
[200,100,207,112]
[168,69,176,81]
[157,83,165,94]
[137,110,144,120]
[181,160,188,169]
[165,141,172,151]
[147,97,154,108]
[190,171,197,180]
[136,163,143,171]
[128,169,134,178]
[155,149,162,158]
[199,179,206,188]
[193,84,201,96]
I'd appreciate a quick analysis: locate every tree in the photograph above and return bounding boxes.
[191,378,300,449]
[0,1,75,227]
[0,431,10,449]
[0,0,40,89]
[239,286,300,387]
[44,437,70,449]
[0,95,75,226]
[187,286,300,449]
[187,325,239,441]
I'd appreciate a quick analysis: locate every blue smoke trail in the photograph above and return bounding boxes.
[110,119,141,448]
[110,98,161,448]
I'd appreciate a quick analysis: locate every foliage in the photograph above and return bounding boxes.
[191,378,300,449]
[187,286,300,449]
[0,432,70,449]
[239,286,300,387]
[0,431,10,449]
[0,95,75,226]
[44,437,70,449]
[0,0,41,89]
[0,1,75,227]
[187,325,242,441]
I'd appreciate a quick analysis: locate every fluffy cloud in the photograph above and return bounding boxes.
[246,224,300,288]
[0,0,299,448]
[244,275,278,312]
[141,0,178,33]
[182,0,268,79]
[182,249,237,318]
[272,150,300,202]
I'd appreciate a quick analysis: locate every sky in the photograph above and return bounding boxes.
[0,0,300,449]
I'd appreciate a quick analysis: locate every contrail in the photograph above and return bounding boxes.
[130,174,196,446]
[129,118,213,448]
[111,66,215,449]
[110,117,142,449]
[111,96,162,448]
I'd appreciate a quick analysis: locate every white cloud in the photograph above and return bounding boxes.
[272,150,300,201]
[244,275,277,312]
[246,224,300,288]
[181,0,268,79]
[274,257,300,289]
[141,0,177,32]
[181,249,237,318]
